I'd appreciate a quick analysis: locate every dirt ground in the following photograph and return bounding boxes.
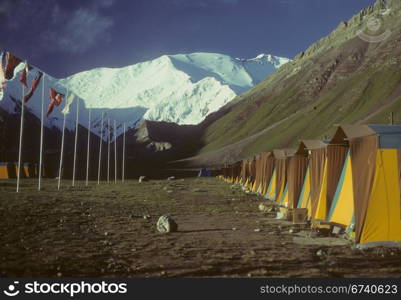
[0,177,400,278]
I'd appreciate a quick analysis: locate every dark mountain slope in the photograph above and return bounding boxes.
[182,0,401,167]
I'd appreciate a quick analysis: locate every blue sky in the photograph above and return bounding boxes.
[0,0,375,77]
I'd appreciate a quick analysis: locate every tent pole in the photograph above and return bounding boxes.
[57,89,68,191]
[107,118,110,184]
[16,81,25,193]
[72,98,79,187]
[38,74,45,191]
[114,120,117,184]
[97,112,104,185]
[122,123,125,183]
[86,108,91,186]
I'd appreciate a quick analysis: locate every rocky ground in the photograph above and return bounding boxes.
[0,177,400,278]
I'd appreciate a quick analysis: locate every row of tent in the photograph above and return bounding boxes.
[219,125,401,248]
[0,162,39,179]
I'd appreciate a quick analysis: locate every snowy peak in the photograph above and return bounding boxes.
[59,51,290,126]
[1,51,289,139]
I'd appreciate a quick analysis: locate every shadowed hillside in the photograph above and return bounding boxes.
[179,0,401,167]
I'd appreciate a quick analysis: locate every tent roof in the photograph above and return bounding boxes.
[272,148,296,159]
[299,140,327,151]
[334,125,401,148]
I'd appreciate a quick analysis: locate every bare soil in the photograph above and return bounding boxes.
[0,178,400,278]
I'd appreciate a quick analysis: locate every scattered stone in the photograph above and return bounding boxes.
[332,226,342,235]
[104,232,108,236]
[167,176,175,181]
[143,215,151,220]
[289,228,294,234]
[316,249,328,258]
[254,228,262,232]
[156,215,178,233]
[249,250,256,256]
[258,203,269,212]
[57,272,62,277]
[232,227,237,231]
[139,176,147,183]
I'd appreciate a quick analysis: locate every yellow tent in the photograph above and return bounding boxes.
[264,149,295,202]
[296,141,327,218]
[330,125,401,246]
[265,166,277,200]
[0,162,16,179]
[312,136,349,222]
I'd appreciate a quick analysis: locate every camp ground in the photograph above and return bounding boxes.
[328,125,401,247]
[0,162,36,179]
[220,125,401,248]
[295,140,327,219]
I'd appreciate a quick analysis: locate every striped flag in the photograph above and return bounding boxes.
[19,63,29,88]
[4,52,22,80]
[61,93,75,115]
[46,88,64,117]
[23,71,43,103]
[0,52,6,92]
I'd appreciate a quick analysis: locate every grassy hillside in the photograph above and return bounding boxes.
[190,0,401,165]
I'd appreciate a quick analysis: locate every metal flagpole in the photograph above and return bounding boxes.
[107,118,110,184]
[85,108,91,186]
[38,74,45,191]
[114,120,117,184]
[57,89,68,190]
[72,98,79,187]
[122,123,126,183]
[97,112,104,185]
[16,71,26,193]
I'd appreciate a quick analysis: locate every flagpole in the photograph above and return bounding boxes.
[114,120,117,184]
[107,118,110,184]
[38,74,45,191]
[122,123,126,183]
[16,79,25,193]
[85,108,91,186]
[97,112,104,185]
[57,89,68,191]
[72,98,79,187]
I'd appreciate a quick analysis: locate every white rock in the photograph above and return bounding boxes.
[157,215,178,233]
[258,203,269,212]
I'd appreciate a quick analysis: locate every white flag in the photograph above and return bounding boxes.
[61,93,75,114]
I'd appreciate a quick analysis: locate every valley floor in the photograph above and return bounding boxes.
[0,178,400,278]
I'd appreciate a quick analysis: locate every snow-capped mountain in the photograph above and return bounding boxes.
[0,52,289,139]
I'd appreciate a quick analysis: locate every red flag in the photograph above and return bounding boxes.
[4,52,22,80]
[46,88,64,117]
[23,71,43,103]
[0,52,6,92]
[19,64,29,88]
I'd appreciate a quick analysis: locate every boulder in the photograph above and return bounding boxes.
[258,203,269,212]
[156,215,178,233]
[167,176,175,180]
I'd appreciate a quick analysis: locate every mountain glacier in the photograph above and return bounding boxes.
[0,52,289,138]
